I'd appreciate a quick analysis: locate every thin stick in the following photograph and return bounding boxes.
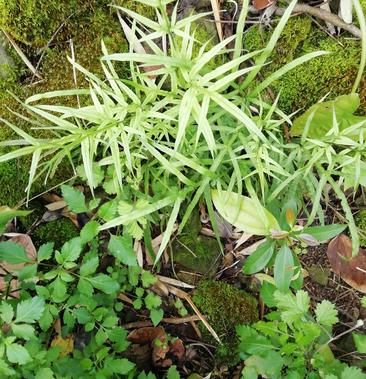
[2,31,42,79]
[122,315,201,329]
[274,4,362,38]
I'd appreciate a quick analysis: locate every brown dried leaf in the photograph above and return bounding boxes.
[0,234,38,297]
[127,327,184,367]
[253,0,277,10]
[327,234,366,293]
[50,335,74,357]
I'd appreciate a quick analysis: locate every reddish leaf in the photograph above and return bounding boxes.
[327,234,366,293]
[127,327,184,367]
[253,0,277,10]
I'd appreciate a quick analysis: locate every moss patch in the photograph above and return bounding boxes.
[193,280,258,364]
[244,16,363,114]
[356,210,366,247]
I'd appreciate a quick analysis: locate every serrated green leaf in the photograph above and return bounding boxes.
[0,302,14,323]
[341,366,366,379]
[80,221,99,243]
[6,343,31,364]
[61,237,83,263]
[167,365,180,379]
[274,290,309,323]
[80,256,99,276]
[315,300,339,327]
[15,296,45,323]
[108,235,137,266]
[141,271,156,288]
[61,185,88,213]
[0,241,32,264]
[145,293,162,310]
[98,200,118,222]
[37,242,54,262]
[12,324,35,340]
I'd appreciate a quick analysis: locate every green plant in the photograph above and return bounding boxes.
[0,217,170,377]
[237,290,366,378]
[212,189,346,292]
[0,0,329,265]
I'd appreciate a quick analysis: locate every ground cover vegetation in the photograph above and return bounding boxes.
[0,0,366,377]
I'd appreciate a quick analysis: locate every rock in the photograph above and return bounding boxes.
[172,234,221,278]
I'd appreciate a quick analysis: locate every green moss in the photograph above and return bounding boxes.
[356,210,366,247]
[33,218,78,249]
[193,280,258,364]
[0,2,129,207]
[244,16,363,114]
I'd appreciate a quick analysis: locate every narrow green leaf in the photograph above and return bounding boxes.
[274,245,294,292]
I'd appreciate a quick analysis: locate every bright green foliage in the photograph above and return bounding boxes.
[0,226,165,377]
[214,190,346,291]
[0,0,328,255]
[238,290,366,378]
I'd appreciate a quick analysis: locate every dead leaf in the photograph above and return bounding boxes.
[10,234,37,261]
[0,234,37,297]
[45,200,67,211]
[210,0,223,41]
[327,234,366,293]
[236,238,266,256]
[253,0,277,10]
[50,335,74,357]
[127,326,184,367]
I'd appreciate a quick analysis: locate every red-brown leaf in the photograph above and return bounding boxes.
[327,234,366,293]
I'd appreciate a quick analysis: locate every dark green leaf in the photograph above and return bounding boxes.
[243,240,275,274]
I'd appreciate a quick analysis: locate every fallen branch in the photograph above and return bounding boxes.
[274,4,361,38]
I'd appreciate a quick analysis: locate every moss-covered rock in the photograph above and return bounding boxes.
[245,16,364,114]
[193,280,258,364]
